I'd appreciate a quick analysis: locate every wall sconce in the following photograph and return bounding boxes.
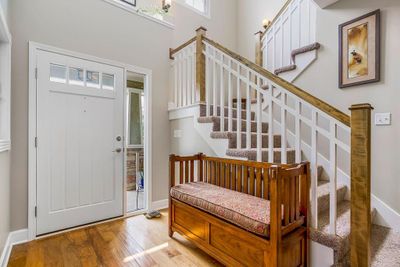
[262,19,271,29]
[162,0,172,13]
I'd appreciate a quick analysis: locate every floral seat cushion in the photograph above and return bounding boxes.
[170,182,271,237]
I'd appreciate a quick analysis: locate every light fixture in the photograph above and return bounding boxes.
[262,19,271,29]
[162,0,172,13]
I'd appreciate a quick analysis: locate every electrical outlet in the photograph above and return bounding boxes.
[174,130,182,138]
[375,113,391,126]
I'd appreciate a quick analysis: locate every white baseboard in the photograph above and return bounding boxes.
[310,241,334,267]
[0,229,28,267]
[372,195,400,232]
[151,199,169,211]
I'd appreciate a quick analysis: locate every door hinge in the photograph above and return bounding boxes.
[35,68,38,79]
[34,206,37,217]
[34,137,38,148]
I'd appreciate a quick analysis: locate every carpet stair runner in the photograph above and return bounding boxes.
[197,103,400,267]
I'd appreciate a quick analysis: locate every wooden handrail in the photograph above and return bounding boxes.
[169,36,196,59]
[203,36,351,127]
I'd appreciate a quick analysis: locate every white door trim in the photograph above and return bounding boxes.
[28,42,153,240]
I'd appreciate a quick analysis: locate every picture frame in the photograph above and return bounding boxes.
[339,9,380,88]
[121,0,136,7]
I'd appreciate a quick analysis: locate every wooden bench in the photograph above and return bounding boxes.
[169,154,310,267]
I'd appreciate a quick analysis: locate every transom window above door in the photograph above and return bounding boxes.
[49,63,115,90]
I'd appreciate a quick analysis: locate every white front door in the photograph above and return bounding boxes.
[36,50,124,235]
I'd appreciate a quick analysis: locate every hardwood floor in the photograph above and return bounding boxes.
[8,210,222,267]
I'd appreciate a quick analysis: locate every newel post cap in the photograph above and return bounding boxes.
[349,103,374,111]
[195,26,207,33]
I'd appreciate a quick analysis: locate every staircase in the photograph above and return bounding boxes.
[260,0,321,82]
[168,27,400,267]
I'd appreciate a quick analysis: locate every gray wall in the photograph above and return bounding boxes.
[295,0,400,213]
[0,0,10,256]
[9,0,238,231]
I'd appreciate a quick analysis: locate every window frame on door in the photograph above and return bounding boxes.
[127,88,145,149]
[0,7,11,153]
[175,0,211,18]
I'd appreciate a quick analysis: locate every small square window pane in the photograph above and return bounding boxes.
[86,71,100,88]
[102,73,115,90]
[50,64,67,83]
[69,67,84,86]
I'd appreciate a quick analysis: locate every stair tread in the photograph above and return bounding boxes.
[371,225,400,266]
[198,116,257,123]
[317,182,347,199]
[210,131,277,139]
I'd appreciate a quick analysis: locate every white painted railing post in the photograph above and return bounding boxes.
[329,122,338,235]
[228,60,233,132]
[220,54,225,132]
[236,65,242,150]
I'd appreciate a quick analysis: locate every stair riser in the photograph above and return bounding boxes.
[318,187,348,214]
[200,105,255,120]
[213,119,268,133]
[228,134,282,149]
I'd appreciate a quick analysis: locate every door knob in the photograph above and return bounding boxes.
[116,136,122,141]
[113,148,122,153]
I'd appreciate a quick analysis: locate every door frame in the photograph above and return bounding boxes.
[28,42,153,241]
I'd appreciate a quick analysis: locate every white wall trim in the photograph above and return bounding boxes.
[372,196,400,232]
[150,199,169,210]
[0,5,12,151]
[28,42,153,240]
[124,65,153,218]
[101,0,175,29]
[0,229,28,267]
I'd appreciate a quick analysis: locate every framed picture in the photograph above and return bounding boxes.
[121,0,136,7]
[339,9,380,88]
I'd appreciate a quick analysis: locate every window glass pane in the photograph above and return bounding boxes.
[50,64,67,83]
[129,91,144,146]
[69,67,84,86]
[86,71,100,88]
[194,0,205,12]
[102,73,115,90]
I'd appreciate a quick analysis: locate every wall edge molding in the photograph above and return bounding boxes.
[0,229,28,267]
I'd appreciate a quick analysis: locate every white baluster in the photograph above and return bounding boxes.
[246,71,251,150]
[329,122,338,235]
[178,53,182,108]
[206,45,210,116]
[281,93,287,164]
[310,109,318,228]
[236,65,242,149]
[256,80,262,162]
[295,100,301,162]
[174,62,178,108]
[185,50,189,106]
[220,54,225,132]
[213,48,217,116]
[192,46,196,104]
[268,83,274,162]
[228,60,233,132]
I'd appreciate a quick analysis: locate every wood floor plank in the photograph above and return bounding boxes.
[7,210,222,267]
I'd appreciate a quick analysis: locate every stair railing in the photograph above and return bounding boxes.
[169,29,373,266]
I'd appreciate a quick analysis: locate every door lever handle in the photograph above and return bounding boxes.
[113,148,122,153]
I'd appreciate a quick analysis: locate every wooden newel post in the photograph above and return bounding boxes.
[349,103,374,267]
[195,27,207,102]
[255,31,263,66]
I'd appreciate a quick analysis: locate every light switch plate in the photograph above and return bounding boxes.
[174,130,183,138]
[375,113,391,126]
